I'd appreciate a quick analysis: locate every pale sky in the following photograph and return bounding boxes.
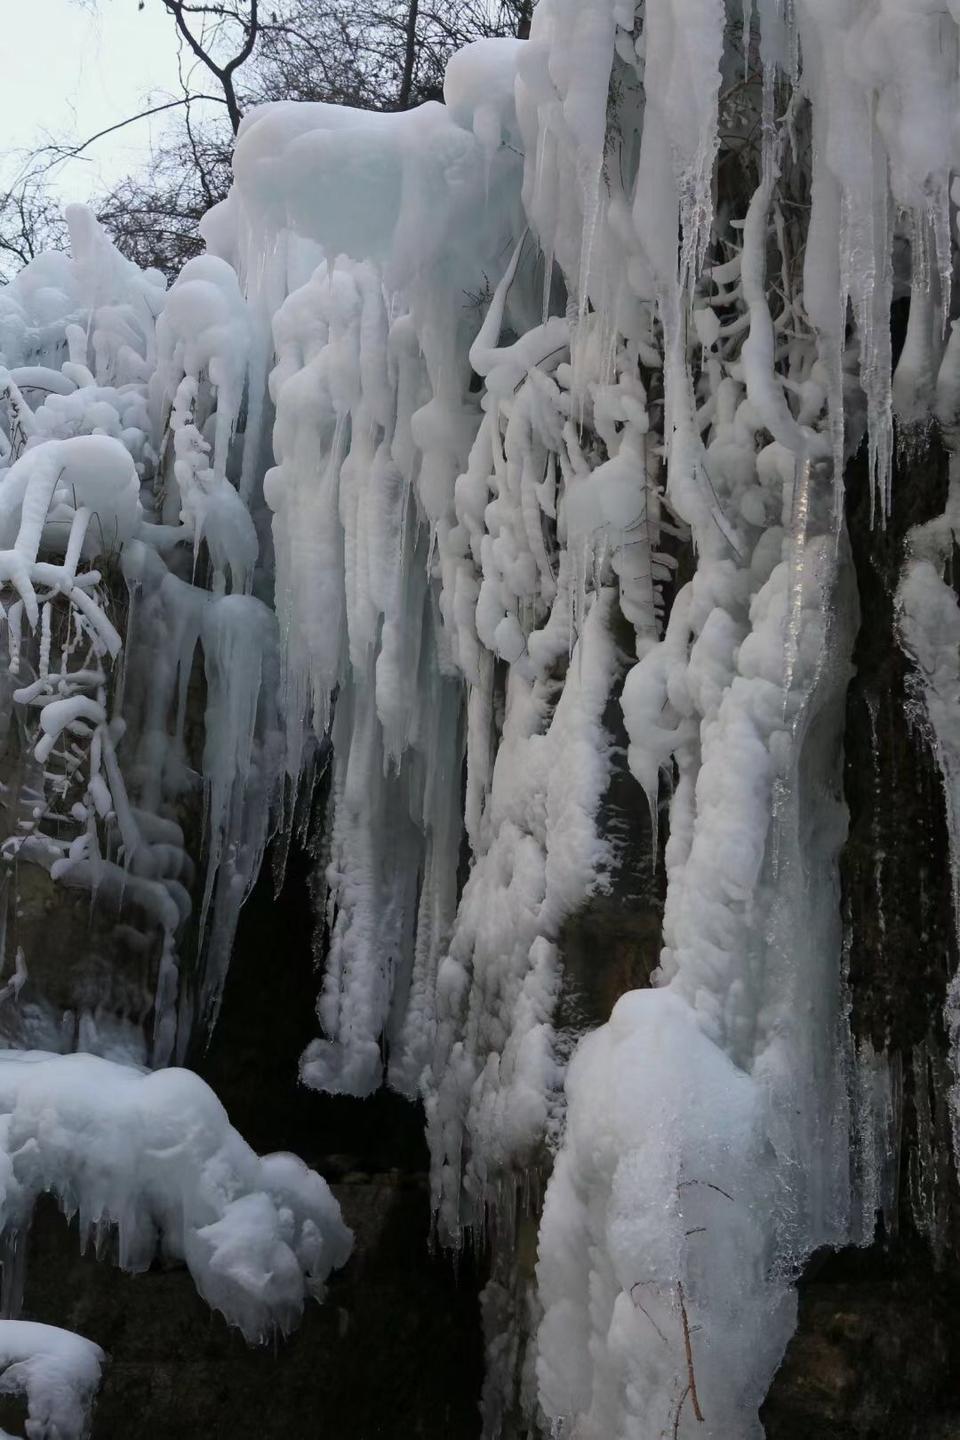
[2,0,224,202]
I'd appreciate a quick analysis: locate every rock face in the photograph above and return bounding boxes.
[762,1247,960,1439]
[20,1182,483,1440]
[13,848,486,1440]
[763,419,960,1426]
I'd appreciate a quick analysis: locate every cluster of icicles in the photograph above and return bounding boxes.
[5,0,960,1434]
[0,207,279,1065]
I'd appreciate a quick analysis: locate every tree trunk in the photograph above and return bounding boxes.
[398,0,420,110]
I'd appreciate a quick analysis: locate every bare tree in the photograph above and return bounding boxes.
[158,0,259,134]
[253,0,536,111]
[0,174,68,281]
[95,126,233,276]
[0,90,231,283]
[399,0,421,109]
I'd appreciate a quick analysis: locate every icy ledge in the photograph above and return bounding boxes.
[0,1321,104,1440]
[0,1052,352,1343]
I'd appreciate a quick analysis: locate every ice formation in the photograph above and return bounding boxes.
[0,1051,352,1342]
[6,0,960,1432]
[0,205,282,1061]
[0,1320,104,1440]
[0,223,350,1355]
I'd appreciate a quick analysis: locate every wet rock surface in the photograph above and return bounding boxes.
[764,426,960,1434]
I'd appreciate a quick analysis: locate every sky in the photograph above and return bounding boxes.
[1,0,223,202]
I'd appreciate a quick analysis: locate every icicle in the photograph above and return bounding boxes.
[782,454,810,702]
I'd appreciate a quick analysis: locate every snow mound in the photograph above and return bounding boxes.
[537,989,791,1440]
[0,1321,104,1440]
[0,1052,352,1344]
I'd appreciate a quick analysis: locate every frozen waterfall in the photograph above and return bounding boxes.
[4,1,960,1435]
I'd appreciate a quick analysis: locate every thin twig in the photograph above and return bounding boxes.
[676,1282,705,1424]
[673,1383,691,1440]
[677,1179,735,1204]
[31,96,228,178]
[629,1283,670,1347]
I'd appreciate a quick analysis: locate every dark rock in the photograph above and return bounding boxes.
[11,843,485,1440]
[764,416,960,1432]
[762,1245,960,1440]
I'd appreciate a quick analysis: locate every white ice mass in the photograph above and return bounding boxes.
[0,1320,104,1440]
[0,1051,352,1343]
[4,0,960,1434]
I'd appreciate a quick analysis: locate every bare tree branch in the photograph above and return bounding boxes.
[33,95,228,177]
[160,0,259,133]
